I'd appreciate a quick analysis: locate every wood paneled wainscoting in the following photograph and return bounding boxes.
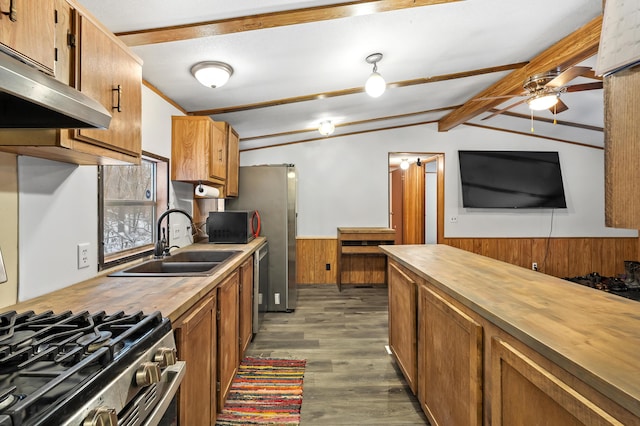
[296,237,337,284]
[297,236,639,283]
[442,237,638,278]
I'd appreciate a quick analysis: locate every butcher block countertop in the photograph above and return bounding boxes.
[4,238,266,324]
[381,244,640,418]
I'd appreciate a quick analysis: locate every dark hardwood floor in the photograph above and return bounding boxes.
[245,284,429,425]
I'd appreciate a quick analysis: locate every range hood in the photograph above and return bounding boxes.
[0,52,111,129]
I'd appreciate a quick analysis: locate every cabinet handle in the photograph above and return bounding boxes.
[0,0,17,21]
[218,149,223,162]
[112,85,122,112]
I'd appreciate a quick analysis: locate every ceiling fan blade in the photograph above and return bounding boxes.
[472,91,527,101]
[482,98,529,120]
[546,66,593,88]
[565,81,603,92]
[551,99,569,114]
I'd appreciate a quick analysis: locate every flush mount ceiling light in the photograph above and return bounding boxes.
[191,61,234,88]
[527,92,559,111]
[400,159,409,170]
[318,120,335,136]
[365,53,386,98]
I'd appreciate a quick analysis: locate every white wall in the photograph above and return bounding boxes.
[17,85,185,301]
[240,123,637,239]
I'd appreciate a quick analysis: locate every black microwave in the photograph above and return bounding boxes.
[207,210,259,243]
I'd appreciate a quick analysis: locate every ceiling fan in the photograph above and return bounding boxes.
[480,66,604,121]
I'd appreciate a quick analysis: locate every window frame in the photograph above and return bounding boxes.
[98,151,169,271]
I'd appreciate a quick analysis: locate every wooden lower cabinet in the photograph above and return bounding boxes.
[388,257,635,425]
[418,284,483,426]
[239,257,254,360]
[174,294,217,426]
[388,261,418,393]
[217,270,240,411]
[491,338,622,426]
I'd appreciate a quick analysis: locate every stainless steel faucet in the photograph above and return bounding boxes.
[154,208,194,258]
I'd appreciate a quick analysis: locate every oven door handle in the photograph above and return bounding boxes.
[144,360,186,425]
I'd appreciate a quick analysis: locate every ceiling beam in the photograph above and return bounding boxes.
[116,0,461,46]
[189,62,527,116]
[437,15,602,132]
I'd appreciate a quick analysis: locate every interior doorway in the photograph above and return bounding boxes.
[389,153,444,245]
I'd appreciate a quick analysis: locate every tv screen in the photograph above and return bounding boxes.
[458,151,567,209]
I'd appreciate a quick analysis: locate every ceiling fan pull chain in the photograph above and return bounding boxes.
[530,109,535,133]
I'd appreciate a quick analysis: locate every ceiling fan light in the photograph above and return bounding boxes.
[527,93,559,111]
[318,120,335,136]
[365,72,386,98]
[191,61,233,88]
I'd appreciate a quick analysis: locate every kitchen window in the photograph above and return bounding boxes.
[98,152,169,270]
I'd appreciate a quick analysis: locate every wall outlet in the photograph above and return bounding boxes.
[325,263,331,271]
[172,225,181,239]
[449,216,458,223]
[77,243,90,269]
[274,293,281,305]
[532,262,538,271]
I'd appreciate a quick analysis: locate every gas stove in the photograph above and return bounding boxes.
[563,273,640,302]
[0,310,185,426]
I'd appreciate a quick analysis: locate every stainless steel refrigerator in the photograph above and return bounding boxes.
[227,164,297,312]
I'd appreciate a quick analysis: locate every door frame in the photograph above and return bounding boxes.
[388,153,445,244]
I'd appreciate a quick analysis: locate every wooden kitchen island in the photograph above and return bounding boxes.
[381,244,640,425]
[4,238,266,426]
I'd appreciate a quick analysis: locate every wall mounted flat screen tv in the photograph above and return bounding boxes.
[458,151,567,208]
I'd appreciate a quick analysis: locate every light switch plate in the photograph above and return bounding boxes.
[0,247,7,284]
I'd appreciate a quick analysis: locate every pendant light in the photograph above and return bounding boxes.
[365,53,386,98]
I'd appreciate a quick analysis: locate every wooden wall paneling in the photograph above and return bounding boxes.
[390,168,404,245]
[567,238,592,277]
[317,238,338,284]
[444,237,636,279]
[296,238,315,284]
[296,237,338,284]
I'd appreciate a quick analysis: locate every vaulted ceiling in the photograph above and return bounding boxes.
[77,0,605,151]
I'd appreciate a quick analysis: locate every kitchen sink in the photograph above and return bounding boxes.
[109,250,241,277]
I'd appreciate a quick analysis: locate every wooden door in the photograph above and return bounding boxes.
[402,163,425,244]
[239,257,254,360]
[210,121,227,182]
[226,125,240,197]
[390,168,403,245]
[175,294,217,426]
[419,285,483,426]
[217,270,240,410]
[0,0,55,73]
[388,261,418,393]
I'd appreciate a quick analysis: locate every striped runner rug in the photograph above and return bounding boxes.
[215,357,307,425]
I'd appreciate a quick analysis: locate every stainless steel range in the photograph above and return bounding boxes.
[0,310,185,426]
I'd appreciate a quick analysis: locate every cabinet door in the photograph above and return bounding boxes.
[419,284,483,426]
[174,294,217,426]
[225,125,240,197]
[217,270,240,410]
[0,0,55,73]
[210,121,227,182]
[239,257,254,360]
[388,261,417,393]
[491,338,622,426]
[75,14,141,158]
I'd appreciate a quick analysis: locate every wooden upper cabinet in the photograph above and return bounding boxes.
[172,116,240,197]
[0,0,56,74]
[74,13,141,159]
[0,0,142,165]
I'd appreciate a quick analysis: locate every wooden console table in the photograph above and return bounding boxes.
[336,227,395,291]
